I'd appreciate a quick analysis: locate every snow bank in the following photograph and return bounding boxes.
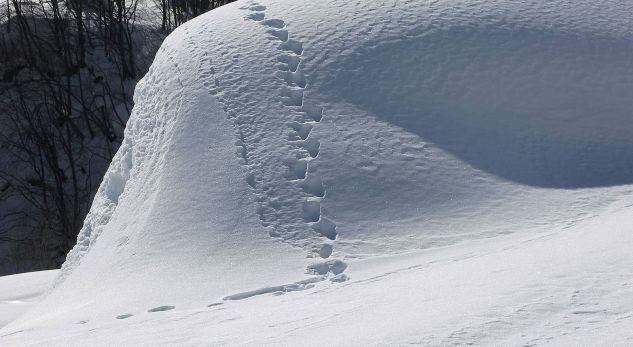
[2,0,633,344]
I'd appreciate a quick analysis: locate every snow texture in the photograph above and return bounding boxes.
[2,0,633,345]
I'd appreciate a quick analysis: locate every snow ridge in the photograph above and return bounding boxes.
[178,2,347,277]
[55,45,187,286]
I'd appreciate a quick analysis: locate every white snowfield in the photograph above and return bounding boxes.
[2,0,633,345]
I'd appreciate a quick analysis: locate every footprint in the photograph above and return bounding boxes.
[278,55,301,72]
[281,88,304,106]
[261,19,285,28]
[318,244,333,258]
[279,39,303,55]
[277,70,306,88]
[285,158,307,179]
[313,217,337,240]
[303,139,320,158]
[307,259,347,275]
[301,174,325,197]
[302,200,321,222]
[249,5,266,11]
[246,173,256,188]
[290,122,312,140]
[148,305,175,313]
[246,12,264,21]
[268,29,289,42]
[300,105,323,122]
[116,314,134,320]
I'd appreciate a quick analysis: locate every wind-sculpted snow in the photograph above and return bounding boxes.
[325,26,633,188]
[57,46,184,286]
[57,0,633,289]
[3,0,633,344]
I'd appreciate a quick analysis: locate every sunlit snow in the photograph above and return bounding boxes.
[2,0,633,345]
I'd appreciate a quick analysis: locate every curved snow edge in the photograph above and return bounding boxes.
[53,39,188,288]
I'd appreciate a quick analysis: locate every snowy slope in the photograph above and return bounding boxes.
[0,270,58,329]
[2,0,633,344]
[6,200,633,346]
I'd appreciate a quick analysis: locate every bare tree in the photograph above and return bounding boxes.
[0,0,234,275]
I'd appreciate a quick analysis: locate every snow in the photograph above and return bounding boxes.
[0,270,58,329]
[2,0,633,344]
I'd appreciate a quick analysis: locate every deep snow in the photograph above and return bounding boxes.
[2,0,633,345]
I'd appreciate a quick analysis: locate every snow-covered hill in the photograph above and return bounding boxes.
[2,0,633,345]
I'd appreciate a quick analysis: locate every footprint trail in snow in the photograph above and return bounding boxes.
[243,3,347,279]
[171,2,348,290]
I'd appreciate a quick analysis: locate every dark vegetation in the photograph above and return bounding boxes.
[0,0,235,275]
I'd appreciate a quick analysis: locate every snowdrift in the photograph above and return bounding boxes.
[2,0,633,344]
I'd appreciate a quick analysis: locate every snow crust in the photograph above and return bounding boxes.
[2,0,633,344]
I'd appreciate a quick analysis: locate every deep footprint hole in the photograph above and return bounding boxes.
[286,158,307,180]
[301,174,325,197]
[302,200,321,222]
[313,217,337,240]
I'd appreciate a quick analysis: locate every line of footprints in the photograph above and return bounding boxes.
[109,303,224,321]
[87,7,349,323]
[245,4,343,272]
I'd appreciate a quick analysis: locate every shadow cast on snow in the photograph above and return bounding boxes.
[321,25,633,188]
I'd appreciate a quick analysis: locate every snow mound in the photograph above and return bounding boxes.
[2,0,633,344]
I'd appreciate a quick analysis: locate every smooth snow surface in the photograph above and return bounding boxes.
[2,0,633,345]
[0,270,58,329]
